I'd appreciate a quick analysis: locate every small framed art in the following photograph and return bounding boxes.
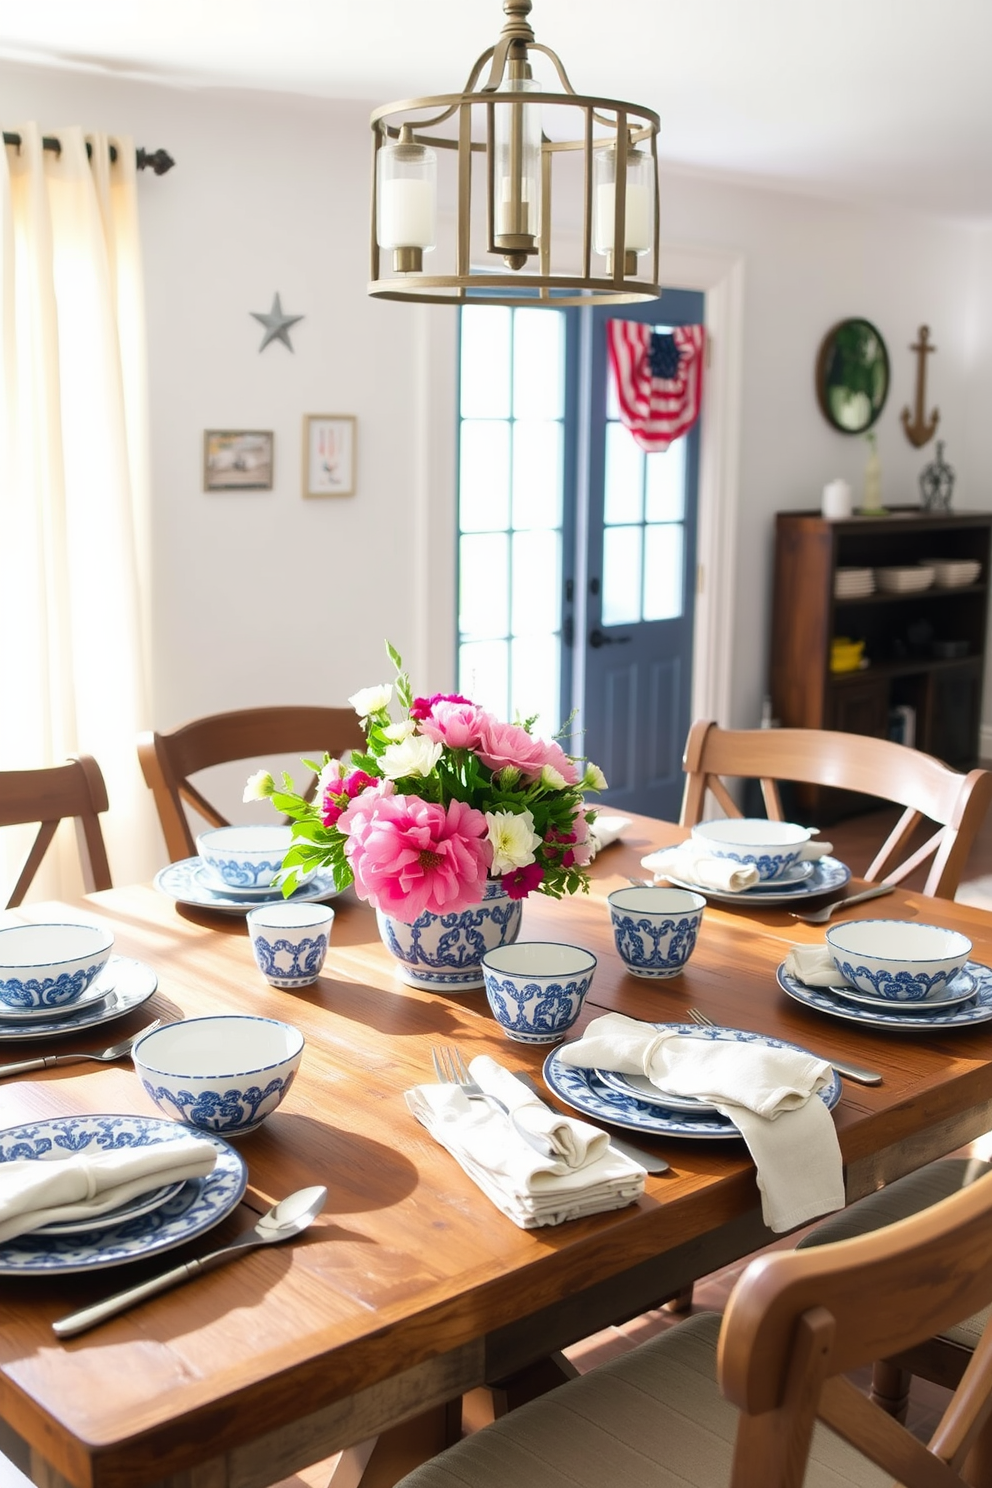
[304,414,356,497]
[204,430,274,491]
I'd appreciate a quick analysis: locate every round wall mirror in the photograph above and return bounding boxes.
[815,318,890,434]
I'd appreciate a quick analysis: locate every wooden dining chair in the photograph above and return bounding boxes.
[680,720,992,899]
[395,1170,992,1488]
[0,756,113,909]
[138,705,366,862]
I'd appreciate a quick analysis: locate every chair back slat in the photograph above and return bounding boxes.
[680,720,992,899]
[138,706,365,862]
[1,757,112,908]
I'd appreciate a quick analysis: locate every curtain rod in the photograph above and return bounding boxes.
[1,134,174,175]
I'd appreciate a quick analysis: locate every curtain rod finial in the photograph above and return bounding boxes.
[136,147,175,175]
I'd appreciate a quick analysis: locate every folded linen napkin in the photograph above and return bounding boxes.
[405,1058,644,1228]
[589,815,632,854]
[0,1136,218,1243]
[641,843,760,893]
[558,1013,844,1233]
[784,943,848,987]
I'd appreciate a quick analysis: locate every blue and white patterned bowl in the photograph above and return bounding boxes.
[196,825,294,890]
[481,941,597,1044]
[247,902,334,988]
[607,886,705,979]
[0,923,114,1011]
[825,919,972,1002]
[133,1016,305,1135]
[691,818,812,882]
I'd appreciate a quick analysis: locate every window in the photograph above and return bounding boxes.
[457,306,566,738]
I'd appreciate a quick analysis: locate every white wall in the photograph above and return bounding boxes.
[4,60,992,812]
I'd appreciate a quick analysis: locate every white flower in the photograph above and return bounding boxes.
[581,763,608,792]
[485,809,541,875]
[382,719,417,742]
[379,734,443,780]
[349,683,392,719]
[243,769,275,803]
[541,764,567,790]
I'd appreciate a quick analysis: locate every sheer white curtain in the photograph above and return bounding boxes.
[0,123,156,896]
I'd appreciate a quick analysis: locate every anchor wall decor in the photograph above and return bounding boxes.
[901,324,940,448]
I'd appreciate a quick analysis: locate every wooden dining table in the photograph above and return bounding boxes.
[3,814,992,1488]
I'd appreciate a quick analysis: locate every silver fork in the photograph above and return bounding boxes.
[0,1019,163,1079]
[684,1007,882,1086]
[431,1046,557,1159]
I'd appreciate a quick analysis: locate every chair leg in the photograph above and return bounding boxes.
[663,1283,695,1313]
[869,1359,912,1422]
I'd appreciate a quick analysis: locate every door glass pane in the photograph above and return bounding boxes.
[511,633,560,738]
[513,310,564,420]
[643,524,683,621]
[459,640,509,720]
[460,422,510,531]
[602,525,642,625]
[604,422,644,525]
[512,529,560,635]
[512,421,563,530]
[645,438,686,523]
[460,533,509,639]
[460,306,511,419]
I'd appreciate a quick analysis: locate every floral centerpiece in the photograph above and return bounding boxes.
[245,644,607,991]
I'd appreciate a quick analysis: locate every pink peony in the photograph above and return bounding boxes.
[502,861,545,899]
[475,718,579,784]
[338,790,489,922]
[417,698,489,752]
[321,768,379,827]
[410,692,473,721]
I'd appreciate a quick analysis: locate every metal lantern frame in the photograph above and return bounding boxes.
[368,1,661,308]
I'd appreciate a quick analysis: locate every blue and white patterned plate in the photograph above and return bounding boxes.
[155,857,339,915]
[0,958,157,1043]
[777,960,992,1031]
[544,1024,842,1140]
[595,1066,720,1115]
[659,856,851,907]
[829,966,979,1013]
[0,1114,246,1273]
[37,1179,186,1235]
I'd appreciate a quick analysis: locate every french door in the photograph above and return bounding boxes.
[456,289,702,819]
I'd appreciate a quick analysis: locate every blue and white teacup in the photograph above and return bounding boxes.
[608,886,705,979]
[481,942,597,1044]
[247,902,334,988]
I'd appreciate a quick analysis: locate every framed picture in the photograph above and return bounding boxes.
[304,415,356,497]
[203,430,274,491]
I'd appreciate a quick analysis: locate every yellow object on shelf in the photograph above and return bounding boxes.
[830,637,866,673]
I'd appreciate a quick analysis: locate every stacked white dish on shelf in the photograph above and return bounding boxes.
[921,558,981,589]
[874,565,935,594]
[834,567,875,599]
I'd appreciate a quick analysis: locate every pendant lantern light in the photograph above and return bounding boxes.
[369,0,661,307]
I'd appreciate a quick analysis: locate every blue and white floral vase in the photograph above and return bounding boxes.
[376,879,522,993]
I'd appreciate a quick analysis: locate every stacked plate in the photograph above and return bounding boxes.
[777,959,992,1031]
[543,1025,842,1140]
[834,567,875,599]
[0,957,157,1044]
[654,854,851,908]
[154,858,338,916]
[875,565,935,594]
[924,558,981,589]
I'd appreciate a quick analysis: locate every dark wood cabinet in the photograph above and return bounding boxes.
[771,508,992,817]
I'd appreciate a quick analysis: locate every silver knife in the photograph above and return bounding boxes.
[819,1055,882,1086]
[513,1070,670,1173]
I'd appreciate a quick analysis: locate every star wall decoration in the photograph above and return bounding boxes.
[251,292,304,353]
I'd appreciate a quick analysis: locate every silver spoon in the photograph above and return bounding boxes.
[52,1185,328,1338]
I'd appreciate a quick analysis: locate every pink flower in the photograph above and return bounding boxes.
[321,768,379,827]
[338,790,489,922]
[410,692,474,721]
[569,810,595,867]
[417,698,489,752]
[475,718,579,784]
[502,862,545,899]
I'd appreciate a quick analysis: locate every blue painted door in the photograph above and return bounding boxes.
[575,289,704,818]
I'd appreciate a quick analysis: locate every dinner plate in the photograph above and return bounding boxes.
[0,958,157,1043]
[595,1067,720,1115]
[544,1025,842,1140]
[777,960,992,1031]
[656,855,851,907]
[0,966,116,1023]
[36,1179,186,1236]
[828,966,979,1013]
[0,1115,247,1273]
[156,857,339,915]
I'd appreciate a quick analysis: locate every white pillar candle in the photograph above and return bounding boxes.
[378,178,436,250]
[822,478,853,520]
[594,182,652,254]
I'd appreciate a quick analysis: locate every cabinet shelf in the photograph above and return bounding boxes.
[834,583,986,607]
[829,655,981,684]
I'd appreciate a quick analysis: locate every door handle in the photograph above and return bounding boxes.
[589,628,632,649]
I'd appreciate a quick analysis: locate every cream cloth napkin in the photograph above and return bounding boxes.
[559,1013,844,1233]
[784,943,848,986]
[405,1057,645,1229]
[589,815,632,854]
[0,1136,218,1243]
[641,843,760,893]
